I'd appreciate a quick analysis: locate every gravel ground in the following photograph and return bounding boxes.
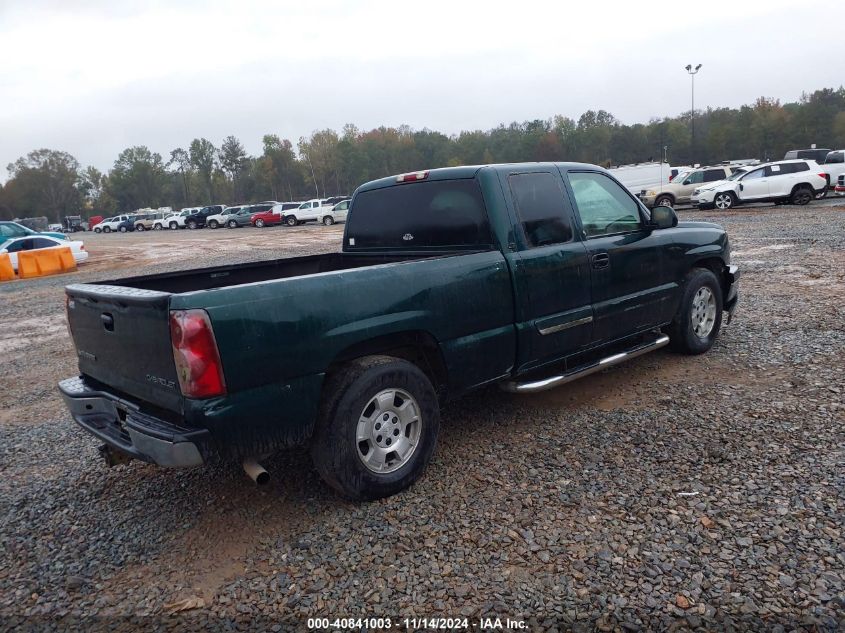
[1,207,844,631]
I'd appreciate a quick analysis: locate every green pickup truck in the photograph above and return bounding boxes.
[59,163,739,500]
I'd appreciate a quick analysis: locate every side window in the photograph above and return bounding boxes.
[32,238,57,249]
[507,172,573,247]
[568,172,642,238]
[793,162,809,173]
[826,152,844,164]
[704,169,726,182]
[7,239,34,252]
[686,171,705,184]
[742,168,764,180]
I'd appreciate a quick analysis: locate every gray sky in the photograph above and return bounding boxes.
[1,0,842,176]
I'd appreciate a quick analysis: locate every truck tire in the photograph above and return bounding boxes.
[311,356,440,501]
[667,268,724,355]
[285,216,297,227]
[654,195,673,208]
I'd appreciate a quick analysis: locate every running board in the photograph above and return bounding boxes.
[500,335,670,394]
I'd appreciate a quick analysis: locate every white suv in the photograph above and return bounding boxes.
[96,215,132,233]
[282,199,334,226]
[691,160,827,210]
[159,208,199,230]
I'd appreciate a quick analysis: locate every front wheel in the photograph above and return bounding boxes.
[154,223,162,230]
[654,195,673,208]
[255,218,265,228]
[311,356,440,501]
[169,222,178,230]
[227,220,237,228]
[208,220,218,229]
[285,216,297,227]
[94,227,101,233]
[667,268,724,355]
[713,192,735,210]
[187,220,198,229]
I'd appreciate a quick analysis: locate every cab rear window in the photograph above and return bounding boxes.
[346,179,492,249]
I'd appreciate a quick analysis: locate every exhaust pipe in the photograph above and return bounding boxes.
[243,459,269,486]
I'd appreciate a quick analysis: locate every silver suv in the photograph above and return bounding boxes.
[639,165,740,208]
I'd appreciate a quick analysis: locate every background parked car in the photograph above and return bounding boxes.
[1,220,68,241]
[820,150,845,189]
[0,235,88,271]
[116,218,137,233]
[160,208,197,230]
[252,202,299,227]
[692,160,826,209]
[639,166,738,208]
[226,205,268,227]
[835,174,845,196]
[784,148,831,162]
[185,205,224,229]
[206,206,242,228]
[134,212,165,231]
[319,199,351,225]
[282,199,335,226]
[96,215,132,233]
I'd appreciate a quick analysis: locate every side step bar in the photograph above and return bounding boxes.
[500,335,670,394]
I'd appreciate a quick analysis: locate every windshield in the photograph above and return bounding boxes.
[727,169,748,181]
[0,222,34,238]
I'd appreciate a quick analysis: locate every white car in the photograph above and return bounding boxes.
[318,199,351,225]
[821,150,845,192]
[281,199,334,226]
[691,160,827,210]
[96,215,132,233]
[206,206,242,229]
[159,208,198,230]
[0,235,88,271]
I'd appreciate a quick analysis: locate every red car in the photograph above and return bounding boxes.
[251,202,300,227]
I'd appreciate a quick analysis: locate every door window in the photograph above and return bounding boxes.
[32,238,57,249]
[508,172,573,247]
[685,171,705,184]
[741,168,765,180]
[704,169,726,182]
[568,172,642,238]
[825,151,844,164]
[5,239,34,252]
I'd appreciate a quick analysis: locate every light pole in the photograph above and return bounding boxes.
[685,63,702,164]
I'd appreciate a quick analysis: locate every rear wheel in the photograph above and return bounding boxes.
[119,226,128,232]
[153,223,162,230]
[103,226,111,233]
[311,356,440,501]
[208,220,219,229]
[668,268,724,355]
[285,216,297,227]
[136,224,145,231]
[187,220,198,229]
[790,186,813,206]
[255,218,265,228]
[815,187,827,200]
[94,227,101,233]
[323,216,335,225]
[713,192,735,210]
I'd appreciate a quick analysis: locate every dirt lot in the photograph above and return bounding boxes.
[1,209,844,630]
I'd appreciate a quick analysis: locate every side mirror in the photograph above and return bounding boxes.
[650,206,677,230]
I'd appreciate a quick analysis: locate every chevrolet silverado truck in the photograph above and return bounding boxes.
[59,163,739,500]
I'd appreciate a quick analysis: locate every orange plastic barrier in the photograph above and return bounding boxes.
[17,247,77,279]
[0,252,15,281]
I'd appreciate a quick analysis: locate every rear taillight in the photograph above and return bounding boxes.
[819,172,828,180]
[169,309,226,398]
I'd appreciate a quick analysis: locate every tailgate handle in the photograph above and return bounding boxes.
[101,313,115,332]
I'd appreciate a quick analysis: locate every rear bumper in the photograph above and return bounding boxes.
[59,376,209,467]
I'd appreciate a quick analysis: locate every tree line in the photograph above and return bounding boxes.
[2,87,843,222]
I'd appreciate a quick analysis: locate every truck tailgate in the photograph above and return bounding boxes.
[65,284,182,413]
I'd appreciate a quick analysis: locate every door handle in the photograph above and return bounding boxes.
[591,253,610,269]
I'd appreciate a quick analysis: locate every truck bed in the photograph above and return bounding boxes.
[112,252,439,294]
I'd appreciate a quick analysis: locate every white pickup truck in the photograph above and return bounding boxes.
[821,150,845,191]
[281,199,334,226]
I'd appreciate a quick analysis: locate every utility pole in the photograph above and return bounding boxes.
[685,64,702,164]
